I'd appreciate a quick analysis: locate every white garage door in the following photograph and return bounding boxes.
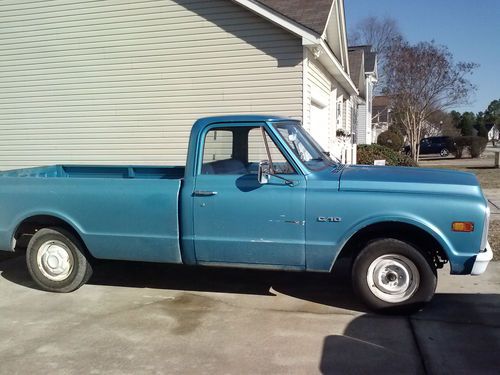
[309,102,330,151]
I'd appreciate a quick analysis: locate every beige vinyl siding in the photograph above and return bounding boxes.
[0,0,303,169]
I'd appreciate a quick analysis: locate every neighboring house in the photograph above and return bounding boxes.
[472,124,496,140]
[0,0,359,170]
[372,95,392,143]
[348,45,377,145]
[488,125,499,143]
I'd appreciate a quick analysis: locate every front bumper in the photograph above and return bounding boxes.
[471,242,493,275]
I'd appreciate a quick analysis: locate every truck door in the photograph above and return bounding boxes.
[192,124,306,268]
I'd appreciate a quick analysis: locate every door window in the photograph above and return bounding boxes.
[201,126,295,175]
[201,129,246,175]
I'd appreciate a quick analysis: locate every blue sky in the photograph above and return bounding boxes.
[344,0,500,114]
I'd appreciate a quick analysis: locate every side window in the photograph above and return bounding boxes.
[202,129,246,175]
[248,128,295,174]
[203,130,233,163]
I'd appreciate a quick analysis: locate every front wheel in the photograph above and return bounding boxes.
[440,148,449,157]
[26,227,93,293]
[352,239,437,313]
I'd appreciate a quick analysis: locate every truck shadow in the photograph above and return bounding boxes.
[0,256,367,312]
[319,294,500,374]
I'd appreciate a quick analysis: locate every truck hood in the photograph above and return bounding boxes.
[339,165,482,196]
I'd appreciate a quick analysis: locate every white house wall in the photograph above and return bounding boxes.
[303,50,357,163]
[0,0,303,169]
[356,103,367,143]
[303,50,335,152]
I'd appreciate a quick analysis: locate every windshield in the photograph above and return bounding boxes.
[273,122,339,171]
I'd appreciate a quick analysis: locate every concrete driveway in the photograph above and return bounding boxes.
[0,256,498,374]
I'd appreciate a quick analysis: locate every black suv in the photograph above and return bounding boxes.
[404,136,456,157]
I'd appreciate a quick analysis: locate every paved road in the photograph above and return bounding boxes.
[0,257,498,374]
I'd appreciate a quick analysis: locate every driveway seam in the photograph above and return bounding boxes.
[409,317,429,375]
[488,199,500,210]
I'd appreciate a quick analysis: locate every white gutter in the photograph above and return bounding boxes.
[315,40,359,96]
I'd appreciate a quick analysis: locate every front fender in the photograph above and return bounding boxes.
[329,214,457,271]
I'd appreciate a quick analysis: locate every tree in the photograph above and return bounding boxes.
[458,112,476,136]
[423,110,460,138]
[349,16,404,92]
[384,41,477,160]
[450,110,461,129]
[484,99,500,125]
[475,112,489,138]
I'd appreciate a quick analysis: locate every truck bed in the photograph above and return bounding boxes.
[0,165,185,180]
[0,164,183,264]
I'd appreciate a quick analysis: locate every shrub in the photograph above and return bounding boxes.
[470,136,488,158]
[377,131,404,151]
[357,144,418,167]
[453,136,488,159]
[453,137,468,159]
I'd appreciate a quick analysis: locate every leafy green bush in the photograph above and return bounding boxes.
[357,144,418,167]
[377,131,404,151]
[453,136,488,159]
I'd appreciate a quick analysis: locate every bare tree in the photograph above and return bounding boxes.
[385,41,477,161]
[349,16,403,90]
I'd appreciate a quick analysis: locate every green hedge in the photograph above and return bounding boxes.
[357,144,418,167]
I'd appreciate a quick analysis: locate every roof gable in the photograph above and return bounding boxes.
[349,45,377,74]
[348,49,364,92]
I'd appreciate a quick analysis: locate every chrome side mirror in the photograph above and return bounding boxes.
[258,160,270,184]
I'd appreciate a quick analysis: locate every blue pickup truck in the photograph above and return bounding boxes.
[0,115,493,312]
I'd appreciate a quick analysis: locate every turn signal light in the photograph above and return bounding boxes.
[452,222,474,232]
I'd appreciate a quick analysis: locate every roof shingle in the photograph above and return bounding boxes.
[254,0,334,35]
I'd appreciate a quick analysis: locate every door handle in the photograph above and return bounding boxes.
[193,190,218,197]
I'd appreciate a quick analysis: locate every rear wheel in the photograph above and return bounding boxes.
[440,148,449,157]
[26,228,92,293]
[352,238,437,313]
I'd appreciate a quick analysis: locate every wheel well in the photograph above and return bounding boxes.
[336,222,449,270]
[13,215,89,255]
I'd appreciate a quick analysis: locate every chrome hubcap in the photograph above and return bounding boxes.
[367,254,420,303]
[36,240,74,281]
